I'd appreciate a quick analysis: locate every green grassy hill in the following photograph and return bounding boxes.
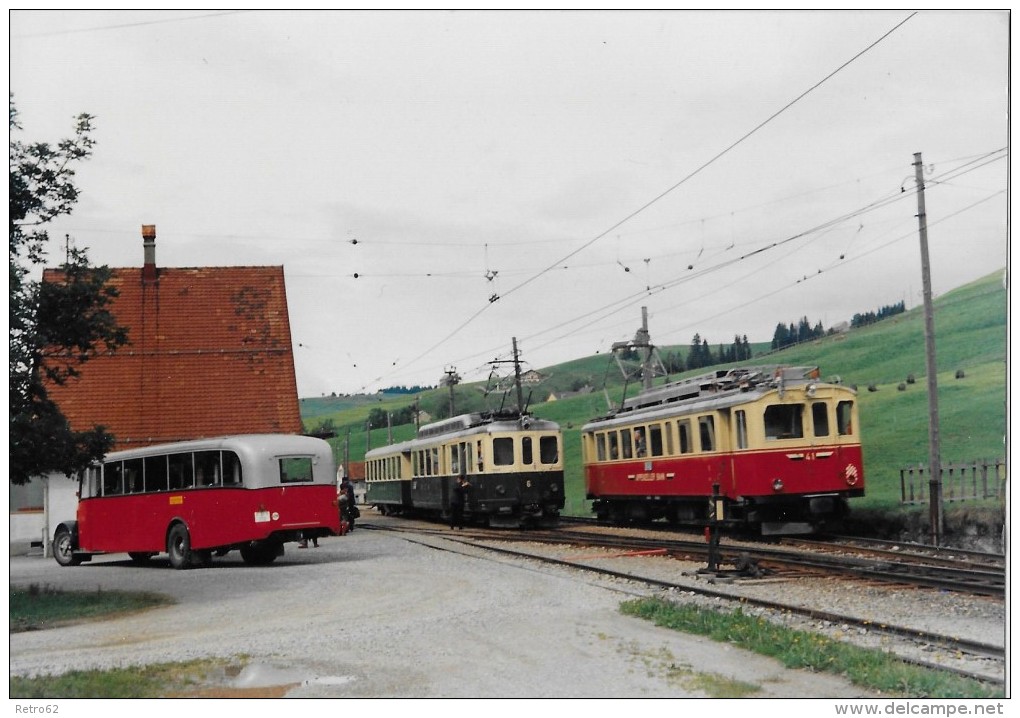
[304,270,1007,517]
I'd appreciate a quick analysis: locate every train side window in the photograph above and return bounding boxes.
[522,436,534,465]
[595,433,607,461]
[698,416,716,452]
[431,448,440,476]
[677,420,692,454]
[104,461,124,496]
[621,429,633,459]
[663,422,674,456]
[735,410,749,449]
[648,425,663,457]
[465,443,474,474]
[451,444,461,475]
[609,432,619,460]
[812,402,830,437]
[540,436,558,464]
[633,427,647,457]
[837,400,854,435]
[144,455,168,492]
[493,437,515,466]
[764,404,804,440]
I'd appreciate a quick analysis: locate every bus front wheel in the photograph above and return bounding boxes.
[53,526,82,567]
[167,524,193,570]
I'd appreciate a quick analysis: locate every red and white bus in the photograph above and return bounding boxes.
[52,434,344,569]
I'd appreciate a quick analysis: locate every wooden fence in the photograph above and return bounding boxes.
[900,460,1006,505]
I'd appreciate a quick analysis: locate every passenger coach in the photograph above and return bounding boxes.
[365,411,565,527]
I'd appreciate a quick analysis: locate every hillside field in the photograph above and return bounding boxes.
[302,270,1007,518]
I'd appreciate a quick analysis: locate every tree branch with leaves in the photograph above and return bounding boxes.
[9,98,129,485]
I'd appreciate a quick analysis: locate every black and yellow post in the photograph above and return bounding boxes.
[705,482,723,573]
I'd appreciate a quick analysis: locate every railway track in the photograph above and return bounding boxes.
[363,520,1004,687]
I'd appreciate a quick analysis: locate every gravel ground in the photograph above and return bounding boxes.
[9,513,1006,699]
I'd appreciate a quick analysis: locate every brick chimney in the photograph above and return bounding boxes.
[141,224,157,282]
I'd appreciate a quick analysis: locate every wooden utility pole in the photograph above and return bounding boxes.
[912,152,944,545]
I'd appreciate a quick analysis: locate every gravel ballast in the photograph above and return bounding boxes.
[9,516,1005,698]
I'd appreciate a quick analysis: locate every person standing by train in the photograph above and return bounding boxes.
[340,475,357,532]
[450,474,471,530]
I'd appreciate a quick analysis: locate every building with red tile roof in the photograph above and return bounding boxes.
[42,228,303,446]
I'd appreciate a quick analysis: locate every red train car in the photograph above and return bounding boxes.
[582,365,864,535]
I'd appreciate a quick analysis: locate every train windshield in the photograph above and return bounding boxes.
[764,404,804,440]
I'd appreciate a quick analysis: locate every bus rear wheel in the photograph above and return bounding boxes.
[167,524,193,570]
[53,526,82,567]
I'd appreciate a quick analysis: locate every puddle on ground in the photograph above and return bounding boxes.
[229,663,356,690]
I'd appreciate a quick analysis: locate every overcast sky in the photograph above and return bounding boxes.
[10,10,1009,398]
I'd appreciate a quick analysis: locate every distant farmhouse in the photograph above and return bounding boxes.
[10,226,305,555]
[520,369,548,385]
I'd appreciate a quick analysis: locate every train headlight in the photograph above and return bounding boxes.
[772,478,785,492]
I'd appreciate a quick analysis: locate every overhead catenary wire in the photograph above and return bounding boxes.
[372,13,918,387]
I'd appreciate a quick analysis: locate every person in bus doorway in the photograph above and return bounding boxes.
[450,474,471,530]
[340,476,357,532]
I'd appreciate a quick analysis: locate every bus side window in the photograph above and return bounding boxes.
[223,451,243,486]
[144,455,168,492]
[104,461,124,496]
[124,458,144,493]
[196,451,221,487]
[168,453,194,490]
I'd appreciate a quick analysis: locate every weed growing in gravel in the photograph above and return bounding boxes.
[9,659,233,698]
[10,584,173,632]
[620,597,1003,699]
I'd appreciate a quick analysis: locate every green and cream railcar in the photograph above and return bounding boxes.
[365,412,564,527]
